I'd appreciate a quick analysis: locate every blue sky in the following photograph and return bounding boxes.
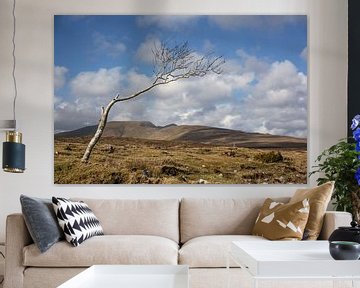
[54,15,307,137]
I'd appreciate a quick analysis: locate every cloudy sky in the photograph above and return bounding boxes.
[54,15,307,137]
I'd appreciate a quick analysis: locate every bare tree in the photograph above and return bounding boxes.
[81,41,224,163]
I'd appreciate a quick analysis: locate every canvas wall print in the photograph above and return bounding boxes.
[54,15,307,184]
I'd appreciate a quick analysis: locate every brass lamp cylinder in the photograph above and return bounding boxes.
[3,131,25,173]
[6,131,22,143]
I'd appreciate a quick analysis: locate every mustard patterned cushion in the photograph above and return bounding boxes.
[252,198,310,240]
[290,181,334,240]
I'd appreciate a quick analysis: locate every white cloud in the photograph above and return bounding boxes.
[70,67,123,99]
[255,60,306,94]
[56,67,124,131]
[135,36,161,64]
[202,40,215,53]
[300,47,308,62]
[55,67,153,131]
[54,66,68,89]
[157,71,252,100]
[55,99,102,132]
[54,95,62,106]
[238,60,308,137]
[143,57,307,137]
[109,67,253,129]
[236,49,270,76]
[56,51,307,138]
[126,70,153,90]
[93,32,126,58]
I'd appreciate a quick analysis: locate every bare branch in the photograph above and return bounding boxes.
[150,41,225,87]
[81,40,225,162]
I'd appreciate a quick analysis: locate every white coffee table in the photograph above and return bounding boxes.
[228,241,360,288]
[58,265,189,288]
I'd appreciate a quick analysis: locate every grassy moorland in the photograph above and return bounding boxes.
[54,136,307,184]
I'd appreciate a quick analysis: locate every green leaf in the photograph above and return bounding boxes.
[309,139,360,215]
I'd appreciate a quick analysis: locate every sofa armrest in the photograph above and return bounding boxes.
[318,211,352,240]
[4,213,33,288]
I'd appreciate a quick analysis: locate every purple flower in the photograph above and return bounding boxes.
[356,168,360,186]
[351,115,360,186]
[353,128,360,142]
[352,115,360,130]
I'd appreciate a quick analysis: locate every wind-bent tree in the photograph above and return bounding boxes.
[81,41,224,163]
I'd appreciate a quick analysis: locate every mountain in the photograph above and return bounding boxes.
[55,121,307,149]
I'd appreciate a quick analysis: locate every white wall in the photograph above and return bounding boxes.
[0,0,348,242]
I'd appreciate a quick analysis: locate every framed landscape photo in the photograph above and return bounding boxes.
[54,15,307,184]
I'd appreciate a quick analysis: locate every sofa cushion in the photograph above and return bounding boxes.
[252,198,310,240]
[52,197,104,247]
[290,181,334,240]
[23,235,178,267]
[180,198,289,243]
[72,198,179,243]
[24,268,86,288]
[179,235,267,268]
[20,195,64,253]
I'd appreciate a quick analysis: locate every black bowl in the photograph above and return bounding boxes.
[329,241,360,260]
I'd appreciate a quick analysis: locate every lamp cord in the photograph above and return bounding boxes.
[11,0,17,130]
[0,251,4,284]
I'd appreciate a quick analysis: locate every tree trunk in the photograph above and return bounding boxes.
[79,41,224,163]
[351,190,360,223]
[80,86,158,163]
[81,104,112,163]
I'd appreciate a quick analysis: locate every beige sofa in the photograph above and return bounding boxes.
[4,198,352,288]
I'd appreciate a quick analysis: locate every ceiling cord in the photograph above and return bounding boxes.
[0,251,3,285]
[11,0,17,130]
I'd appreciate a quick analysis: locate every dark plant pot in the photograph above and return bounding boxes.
[329,241,360,260]
[328,221,360,244]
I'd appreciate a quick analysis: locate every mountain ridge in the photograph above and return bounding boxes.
[55,121,306,149]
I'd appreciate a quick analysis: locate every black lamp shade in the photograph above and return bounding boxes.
[3,141,25,173]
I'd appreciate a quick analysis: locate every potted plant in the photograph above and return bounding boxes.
[310,115,360,222]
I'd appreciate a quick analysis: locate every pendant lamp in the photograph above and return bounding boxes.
[1,0,25,173]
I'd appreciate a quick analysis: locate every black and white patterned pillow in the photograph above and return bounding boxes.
[52,197,104,247]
